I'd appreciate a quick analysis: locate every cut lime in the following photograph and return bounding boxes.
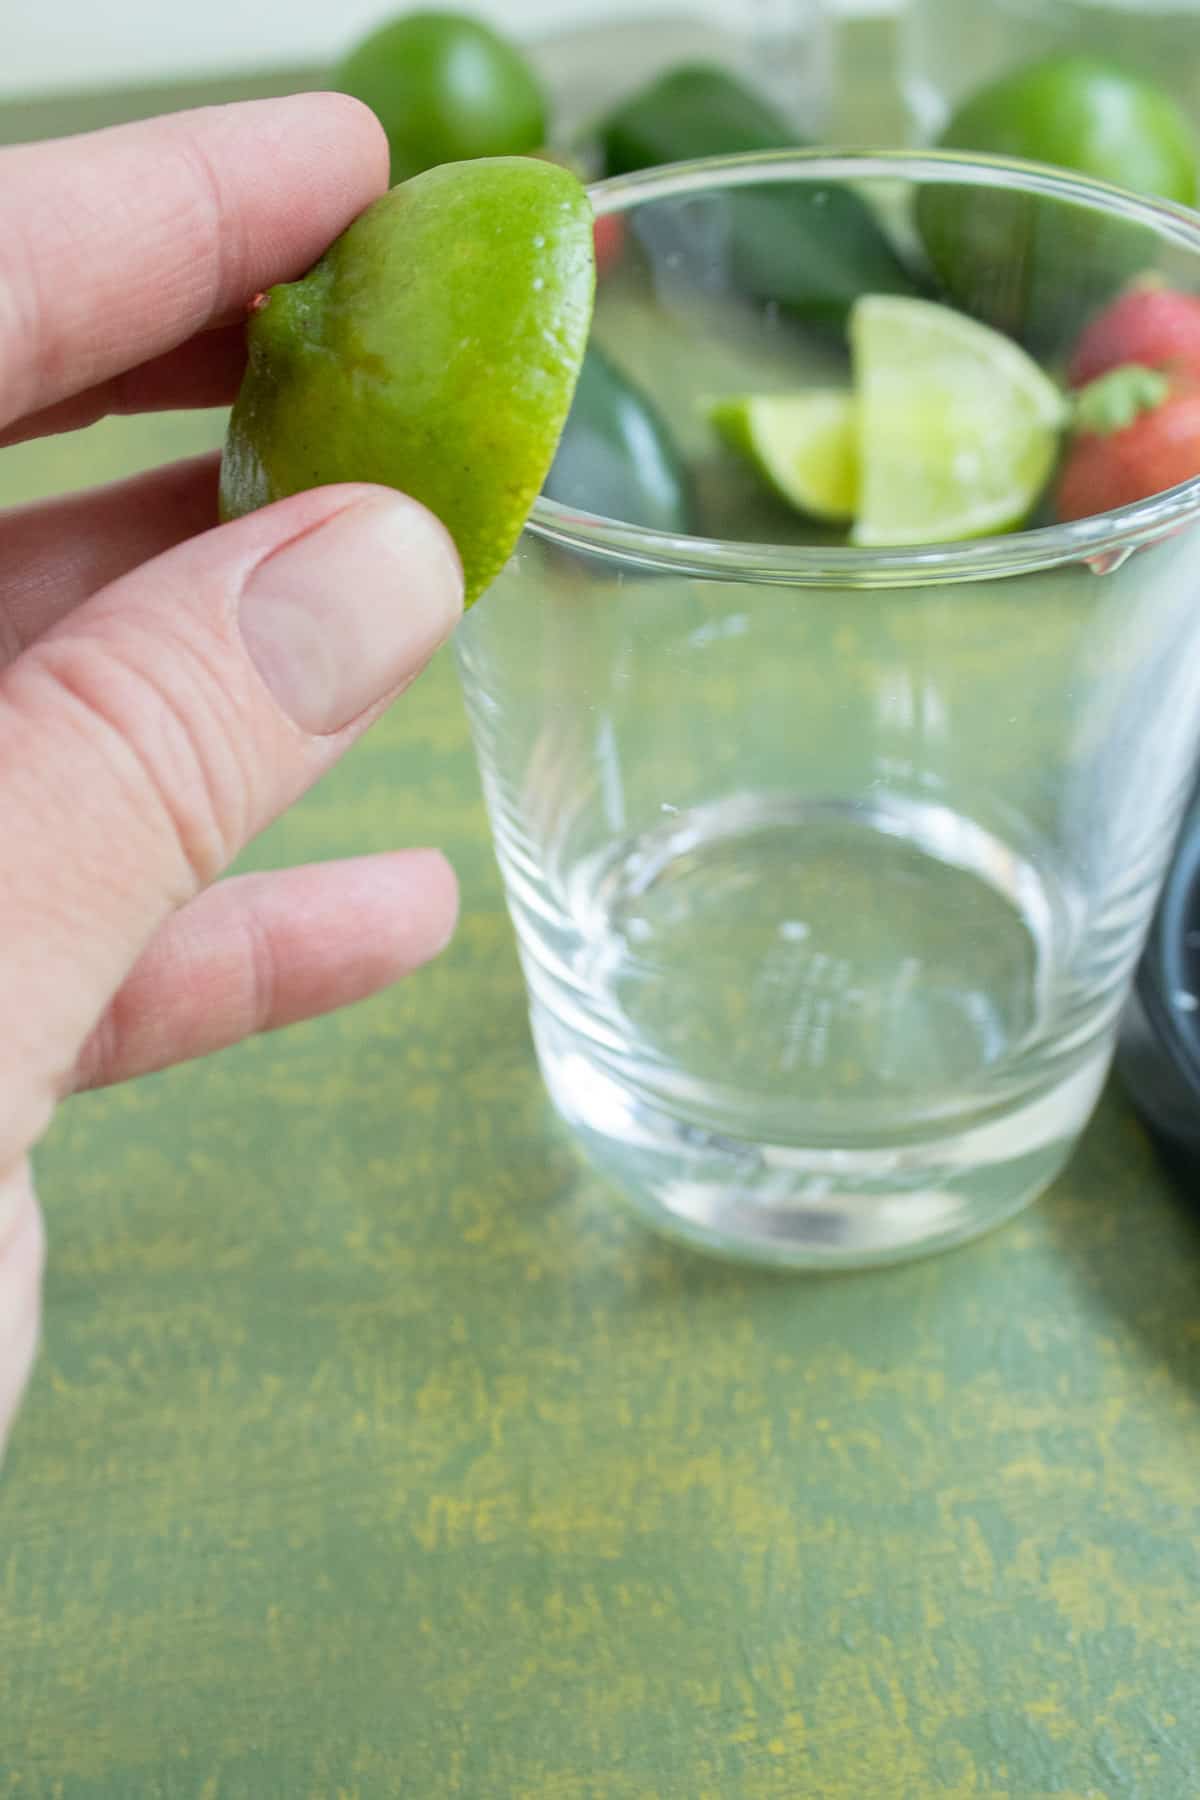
[709,391,858,523]
[220,157,594,606]
[850,295,1065,547]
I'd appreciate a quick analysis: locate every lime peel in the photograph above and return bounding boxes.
[220,156,595,606]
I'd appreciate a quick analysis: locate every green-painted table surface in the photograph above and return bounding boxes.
[4,24,1200,1799]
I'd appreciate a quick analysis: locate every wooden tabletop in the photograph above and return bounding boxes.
[4,24,1200,1797]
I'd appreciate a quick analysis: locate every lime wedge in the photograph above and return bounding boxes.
[221,157,594,605]
[849,295,1065,547]
[709,391,858,523]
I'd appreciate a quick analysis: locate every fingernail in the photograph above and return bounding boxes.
[239,496,463,734]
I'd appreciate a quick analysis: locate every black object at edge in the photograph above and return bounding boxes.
[1118,785,1200,1182]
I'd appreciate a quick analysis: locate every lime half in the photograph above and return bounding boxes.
[709,390,858,523]
[221,157,594,606]
[850,296,1065,547]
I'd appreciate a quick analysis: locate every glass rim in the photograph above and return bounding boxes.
[526,148,1200,587]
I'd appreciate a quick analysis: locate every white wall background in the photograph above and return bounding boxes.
[6,0,891,100]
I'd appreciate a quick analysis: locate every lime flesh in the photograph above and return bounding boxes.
[709,391,858,523]
[849,295,1065,547]
[220,157,595,605]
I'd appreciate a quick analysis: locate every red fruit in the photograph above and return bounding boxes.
[593,210,624,278]
[1068,280,1200,388]
[1057,363,1200,521]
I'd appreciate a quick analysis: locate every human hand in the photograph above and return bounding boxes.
[0,97,465,1456]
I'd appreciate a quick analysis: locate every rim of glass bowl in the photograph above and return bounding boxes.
[526,148,1200,589]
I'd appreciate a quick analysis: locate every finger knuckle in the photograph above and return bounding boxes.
[26,624,254,892]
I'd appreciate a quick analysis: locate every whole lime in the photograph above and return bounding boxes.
[333,9,548,184]
[544,346,692,534]
[220,157,595,606]
[937,55,1197,205]
[918,57,1198,349]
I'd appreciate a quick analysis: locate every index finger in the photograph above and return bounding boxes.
[0,94,389,436]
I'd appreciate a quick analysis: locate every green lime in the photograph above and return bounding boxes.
[918,57,1198,348]
[597,63,924,332]
[220,157,594,606]
[547,346,692,533]
[849,296,1065,546]
[333,10,548,184]
[937,55,1197,206]
[709,391,857,523]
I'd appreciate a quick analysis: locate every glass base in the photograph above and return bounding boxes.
[534,1006,1110,1268]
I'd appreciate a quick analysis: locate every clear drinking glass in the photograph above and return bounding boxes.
[455,151,1200,1267]
[899,0,1200,140]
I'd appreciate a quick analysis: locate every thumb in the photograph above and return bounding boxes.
[0,483,463,1156]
